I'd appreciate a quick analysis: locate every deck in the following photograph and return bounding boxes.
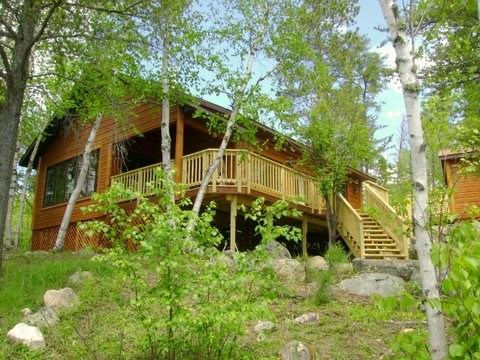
[111,148,327,214]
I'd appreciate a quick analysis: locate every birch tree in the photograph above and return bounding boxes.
[14,136,41,248]
[141,0,204,206]
[53,114,102,251]
[379,1,448,358]
[190,0,300,218]
[4,141,20,248]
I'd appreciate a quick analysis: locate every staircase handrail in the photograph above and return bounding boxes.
[364,182,408,258]
[338,193,364,258]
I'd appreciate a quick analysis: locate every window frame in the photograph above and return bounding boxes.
[43,149,99,208]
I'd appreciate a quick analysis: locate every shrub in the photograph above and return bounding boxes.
[78,172,285,359]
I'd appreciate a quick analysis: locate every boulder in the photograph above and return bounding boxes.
[306,256,328,272]
[335,263,353,274]
[274,259,305,283]
[7,323,45,350]
[76,247,96,257]
[293,313,319,324]
[20,308,33,317]
[262,241,292,259]
[44,288,78,309]
[336,272,405,297]
[352,259,419,281]
[280,341,312,360]
[68,271,93,286]
[254,321,276,334]
[24,307,59,327]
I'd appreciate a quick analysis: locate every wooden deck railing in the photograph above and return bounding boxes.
[338,194,364,258]
[112,149,326,213]
[111,162,165,196]
[182,149,325,212]
[364,181,409,258]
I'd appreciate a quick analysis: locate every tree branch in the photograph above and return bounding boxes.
[32,0,64,44]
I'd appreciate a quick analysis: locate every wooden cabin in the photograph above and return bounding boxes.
[439,149,480,218]
[20,98,408,259]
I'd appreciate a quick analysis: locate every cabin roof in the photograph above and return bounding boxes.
[18,96,375,183]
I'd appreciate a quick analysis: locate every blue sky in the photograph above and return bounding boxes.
[356,1,406,156]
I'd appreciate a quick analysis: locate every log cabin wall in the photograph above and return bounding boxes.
[32,102,164,231]
[444,158,480,217]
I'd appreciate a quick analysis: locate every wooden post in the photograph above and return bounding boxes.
[302,218,308,258]
[230,195,238,251]
[175,106,184,183]
[105,143,113,189]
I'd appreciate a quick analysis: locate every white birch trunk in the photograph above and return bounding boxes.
[190,24,266,219]
[161,31,174,206]
[4,141,20,248]
[379,1,448,358]
[14,136,41,248]
[53,114,102,252]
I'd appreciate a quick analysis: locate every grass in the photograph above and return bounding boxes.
[0,250,428,359]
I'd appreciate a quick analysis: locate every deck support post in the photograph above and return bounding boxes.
[175,106,185,183]
[302,218,308,258]
[230,195,238,251]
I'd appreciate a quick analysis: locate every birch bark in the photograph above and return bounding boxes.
[4,141,20,248]
[14,137,42,248]
[53,113,102,252]
[379,1,448,358]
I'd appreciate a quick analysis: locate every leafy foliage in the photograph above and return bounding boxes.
[79,171,284,359]
[433,219,480,359]
[240,197,303,245]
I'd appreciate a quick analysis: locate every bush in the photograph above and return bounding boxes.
[433,219,480,359]
[313,242,349,305]
[78,173,285,359]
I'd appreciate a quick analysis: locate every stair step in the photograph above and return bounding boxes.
[365,254,407,259]
[365,250,401,255]
[364,241,397,245]
[364,244,398,249]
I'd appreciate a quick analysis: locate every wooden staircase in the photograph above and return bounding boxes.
[337,182,409,260]
[360,213,407,259]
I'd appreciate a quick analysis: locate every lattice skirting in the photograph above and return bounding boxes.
[32,211,141,251]
[32,222,108,251]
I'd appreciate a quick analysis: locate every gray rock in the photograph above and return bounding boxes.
[262,241,292,259]
[254,321,276,334]
[352,259,419,281]
[306,256,328,272]
[7,323,45,350]
[293,313,319,324]
[280,341,312,360]
[335,263,353,274]
[336,272,405,297]
[76,247,96,257]
[44,287,78,309]
[20,308,33,317]
[24,307,59,327]
[24,250,50,257]
[68,271,93,286]
[274,259,305,283]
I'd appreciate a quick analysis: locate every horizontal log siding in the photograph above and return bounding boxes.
[33,102,169,230]
[446,159,480,217]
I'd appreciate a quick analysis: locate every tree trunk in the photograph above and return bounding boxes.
[14,136,41,248]
[0,22,36,270]
[379,1,448,358]
[190,27,265,220]
[53,114,102,252]
[0,0,62,271]
[161,30,174,207]
[4,141,21,248]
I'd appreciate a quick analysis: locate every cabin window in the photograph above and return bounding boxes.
[44,150,99,207]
